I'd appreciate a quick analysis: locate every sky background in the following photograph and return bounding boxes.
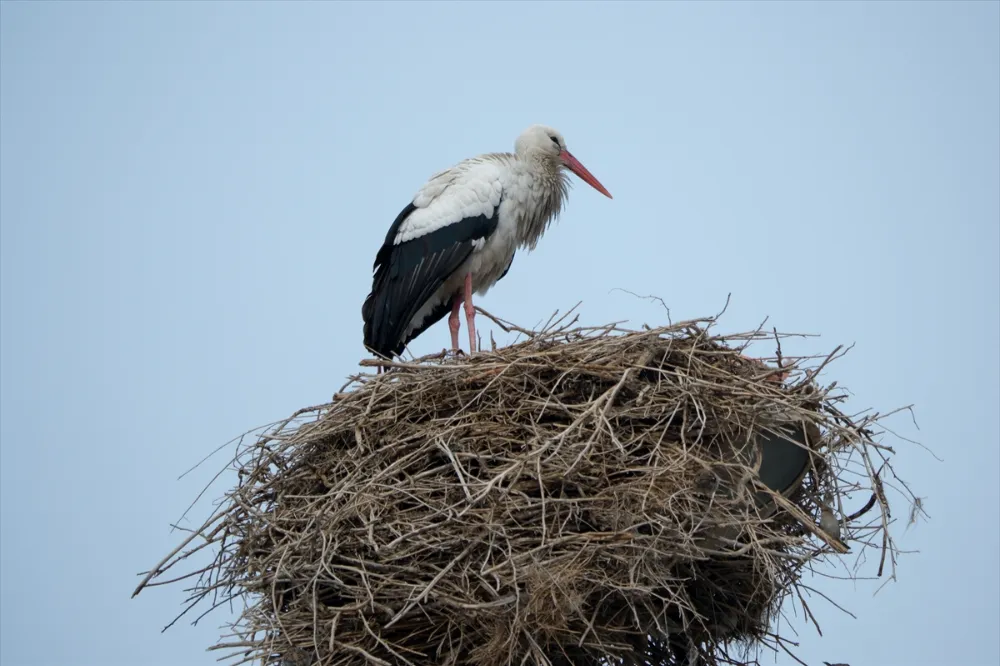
[1,1,998,665]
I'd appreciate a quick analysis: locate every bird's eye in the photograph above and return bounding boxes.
[550,136,560,147]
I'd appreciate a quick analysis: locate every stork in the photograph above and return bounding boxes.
[362,124,612,360]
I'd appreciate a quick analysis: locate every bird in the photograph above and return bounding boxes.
[818,493,849,553]
[361,124,612,360]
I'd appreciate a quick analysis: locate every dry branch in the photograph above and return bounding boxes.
[134,310,916,666]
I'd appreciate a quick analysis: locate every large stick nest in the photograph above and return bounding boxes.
[135,309,914,666]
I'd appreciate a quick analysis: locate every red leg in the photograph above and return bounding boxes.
[448,292,462,352]
[463,273,477,353]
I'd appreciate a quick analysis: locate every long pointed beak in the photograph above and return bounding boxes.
[560,150,612,199]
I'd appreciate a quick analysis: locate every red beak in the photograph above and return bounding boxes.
[560,150,612,199]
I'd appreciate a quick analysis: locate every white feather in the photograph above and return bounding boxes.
[393,159,507,245]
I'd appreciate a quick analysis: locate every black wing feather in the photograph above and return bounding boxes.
[373,203,417,270]
[362,204,499,358]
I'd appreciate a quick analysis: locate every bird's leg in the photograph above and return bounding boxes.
[448,293,462,353]
[463,272,477,353]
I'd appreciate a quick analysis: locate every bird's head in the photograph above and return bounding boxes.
[515,125,612,199]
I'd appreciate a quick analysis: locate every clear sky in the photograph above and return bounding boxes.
[1,1,997,665]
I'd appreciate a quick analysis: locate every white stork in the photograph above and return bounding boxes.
[362,124,612,360]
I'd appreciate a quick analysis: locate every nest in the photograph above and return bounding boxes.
[135,309,913,666]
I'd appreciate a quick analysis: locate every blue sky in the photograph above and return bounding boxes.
[1,1,997,664]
